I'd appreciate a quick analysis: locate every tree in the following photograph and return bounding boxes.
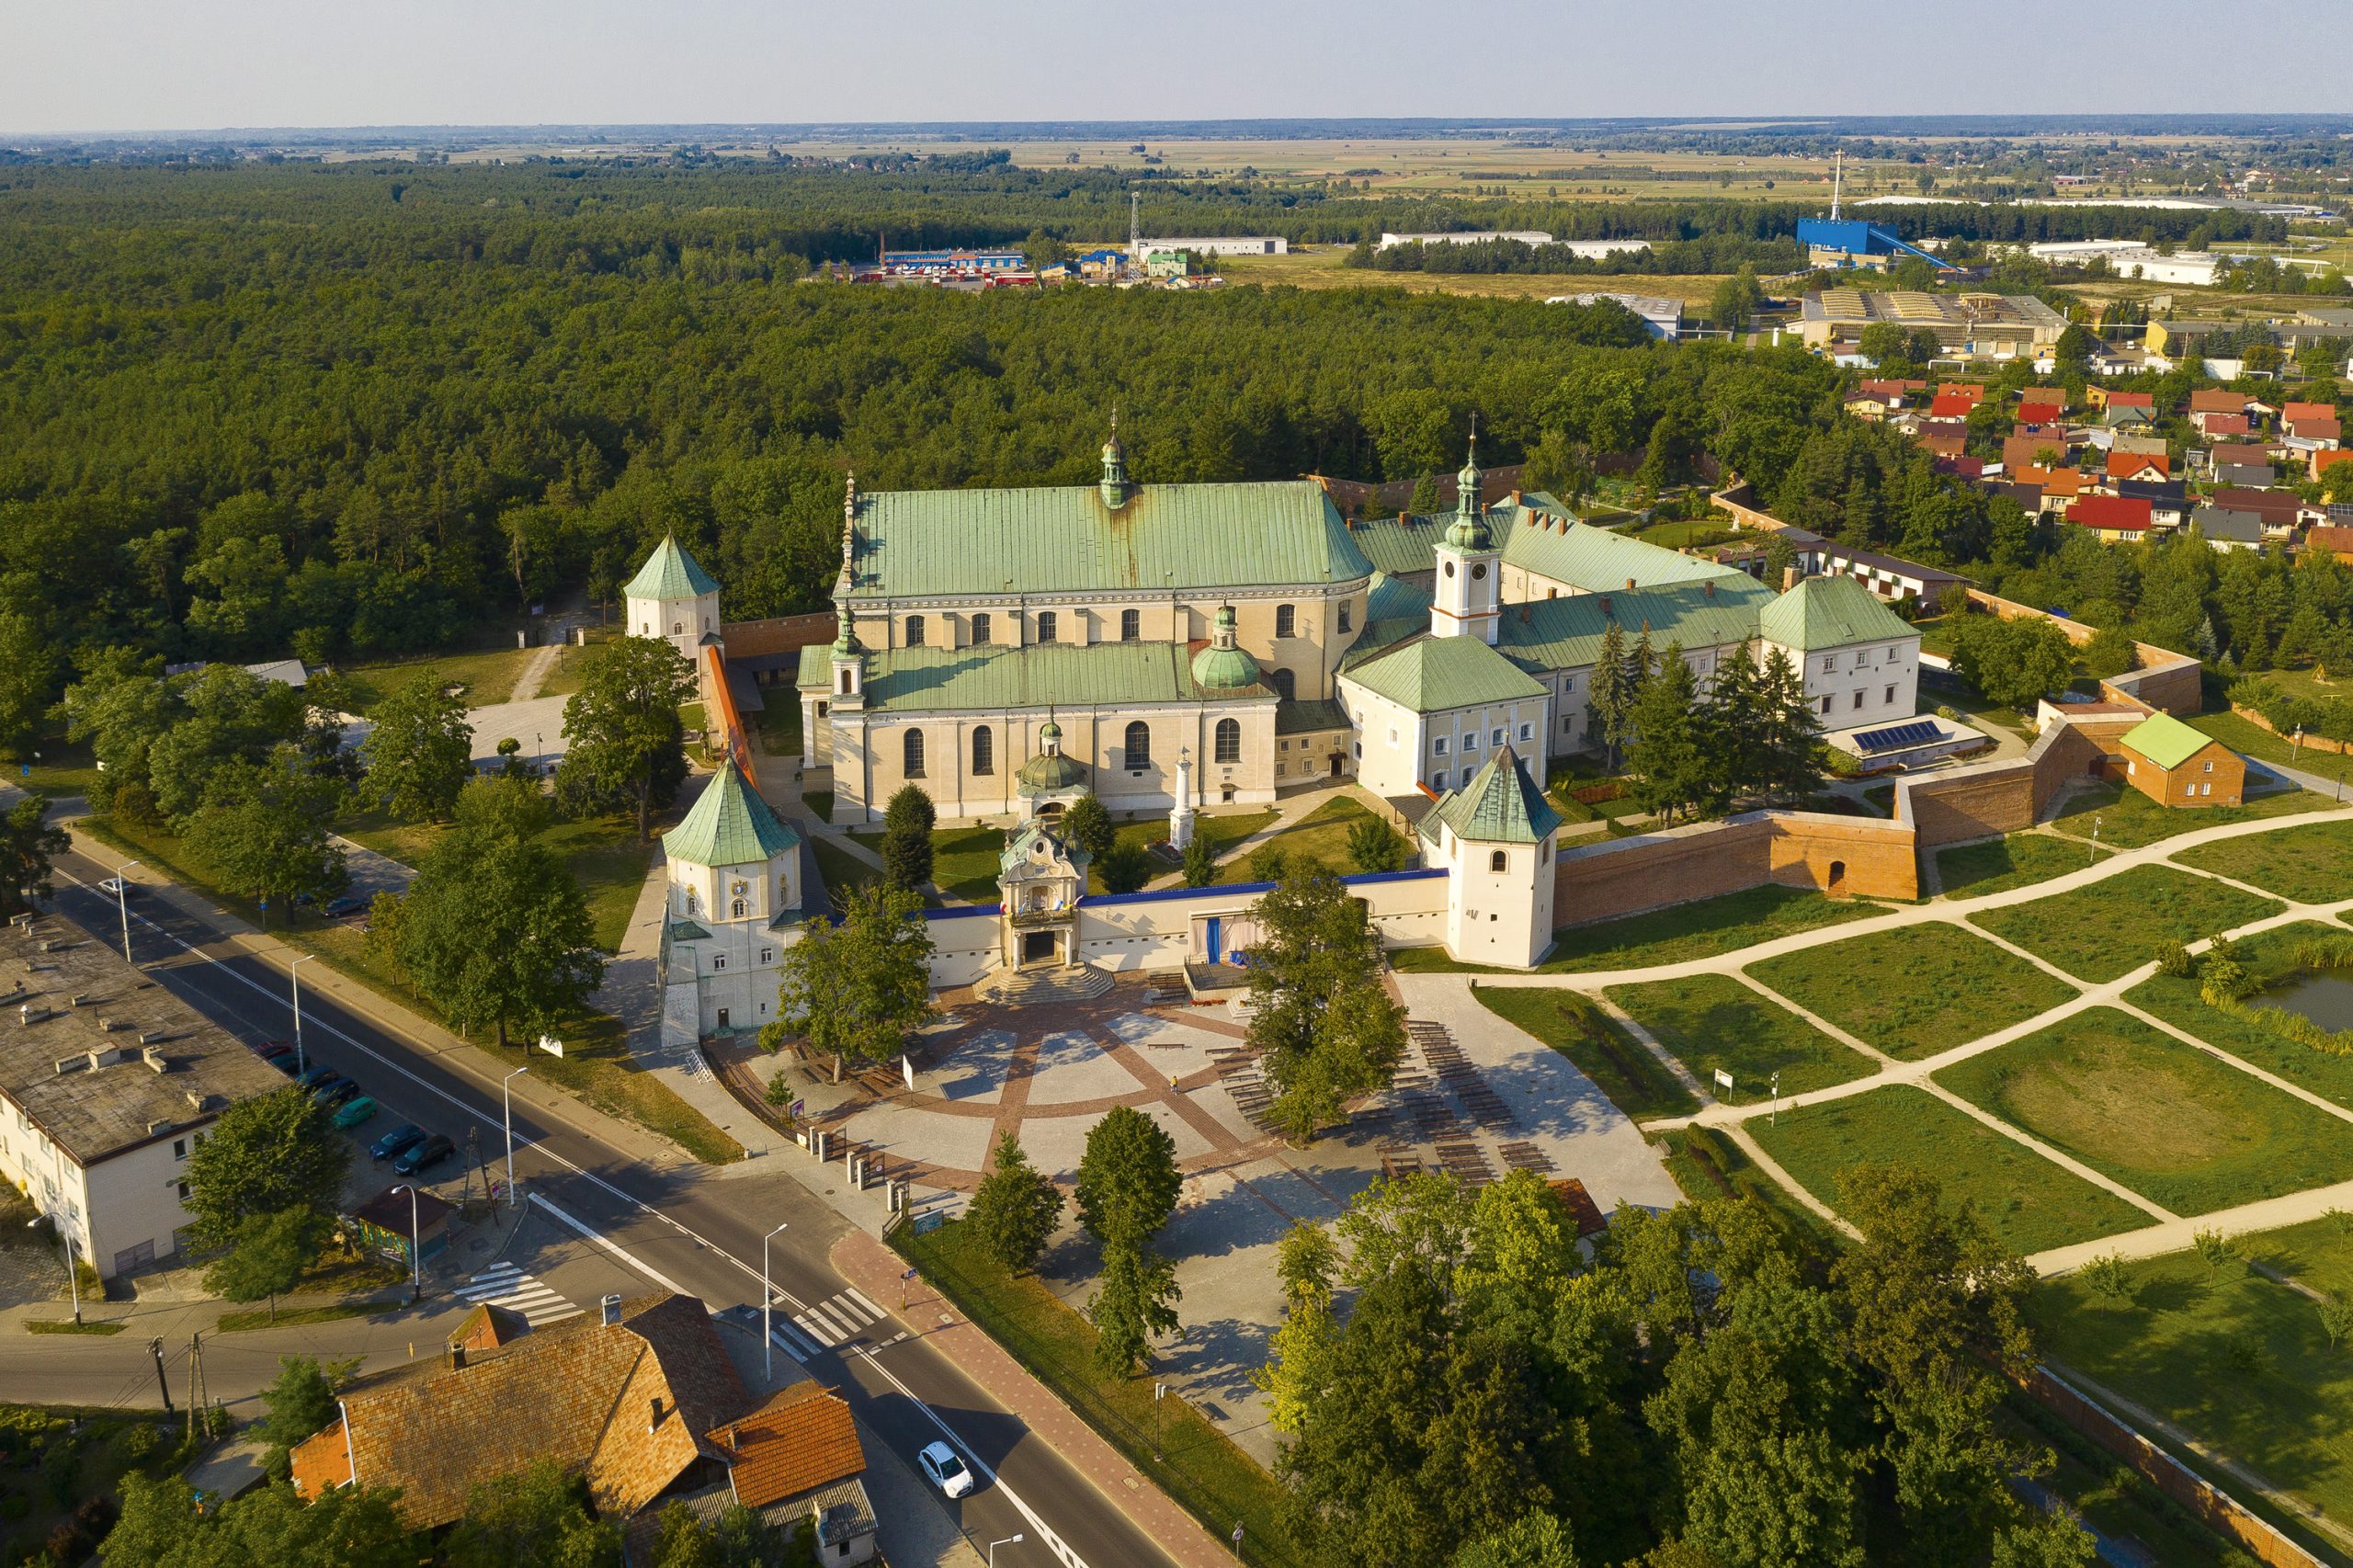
[1409,472,1444,515]
[0,794,68,920]
[766,883,933,1076]
[205,1207,329,1325]
[968,1131,1064,1273]
[181,754,347,926]
[645,1501,779,1568]
[1859,321,1920,371]
[1346,813,1409,873]
[444,1459,620,1568]
[393,821,606,1050]
[1451,1512,1581,1568]
[880,783,936,891]
[2079,1253,2136,1310]
[1950,613,2076,710]
[554,636,693,841]
[255,1353,362,1478]
[1097,841,1153,893]
[1061,791,1115,863]
[359,671,473,823]
[2320,1295,2353,1351]
[1711,265,1763,335]
[0,612,58,761]
[1755,646,1824,802]
[103,1473,418,1568]
[1089,1233,1182,1375]
[1586,621,1639,769]
[1075,1104,1181,1250]
[182,1087,350,1245]
[1522,431,1596,509]
[1180,834,1218,888]
[145,664,310,824]
[1244,870,1407,1142]
[1626,643,1709,823]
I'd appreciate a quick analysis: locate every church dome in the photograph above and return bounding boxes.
[1189,605,1260,690]
[1016,748,1087,796]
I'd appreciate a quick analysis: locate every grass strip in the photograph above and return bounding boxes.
[1471,983,1699,1119]
[1969,864,2282,983]
[25,1320,125,1335]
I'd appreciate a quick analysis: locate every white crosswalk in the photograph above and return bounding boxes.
[456,1262,583,1327]
[789,1287,889,1350]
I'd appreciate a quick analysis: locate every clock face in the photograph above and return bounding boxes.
[1472,563,1487,580]
[731,881,748,896]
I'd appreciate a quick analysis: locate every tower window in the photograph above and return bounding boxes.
[1275,604,1296,638]
[1337,604,1352,633]
[1124,721,1152,769]
[672,622,684,636]
[904,730,926,778]
[1214,718,1241,765]
[838,670,852,696]
[972,724,995,776]
[732,898,746,918]
[1489,850,1508,872]
[1036,610,1058,643]
[972,612,992,645]
[906,614,926,647]
[1121,608,1141,642]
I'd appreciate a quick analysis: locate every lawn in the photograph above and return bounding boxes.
[80,815,742,1165]
[336,644,541,710]
[1934,1008,2353,1215]
[2171,816,2353,903]
[216,1300,388,1333]
[1216,795,1373,883]
[6,729,101,797]
[809,835,877,903]
[2029,1212,2353,1532]
[1747,1085,2153,1256]
[897,1217,1308,1568]
[1472,984,1699,1119]
[2046,778,2339,850]
[2125,921,2353,1114]
[2188,706,2353,788]
[1935,832,2109,900]
[1605,974,1877,1106]
[1748,925,2078,1060]
[849,822,1008,903]
[1969,864,2284,983]
[1393,883,1887,976]
[338,808,654,951]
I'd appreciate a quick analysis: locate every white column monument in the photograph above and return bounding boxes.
[1170,745,1197,850]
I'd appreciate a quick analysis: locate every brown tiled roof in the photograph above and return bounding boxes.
[2282,401,2336,422]
[2212,486,2301,522]
[2189,388,2247,414]
[2209,443,2272,469]
[2105,449,2169,479]
[290,1420,353,1498]
[707,1382,868,1508]
[2309,525,2353,554]
[300,1292,748,1528]
[2106,391,2155,409]
[2201,413,2252,437]
[450,1301,532,1355]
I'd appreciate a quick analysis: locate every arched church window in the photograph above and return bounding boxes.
[904,730,926,778]
[672,622,684,636]
[972,725,995,776]
[1489,850,1508,873]
[732,898,746,918]
[1269,668,1296,701]
[1214,718,1241,765]
[1036,610,1058,643]
[1275,604,1296,638]
[1124,722,1151,769]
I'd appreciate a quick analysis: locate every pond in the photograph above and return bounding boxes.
[2263,971,2353,1032]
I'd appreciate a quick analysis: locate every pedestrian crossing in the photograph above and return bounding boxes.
[456,1262,583,1327]
[782,1287,889,1354]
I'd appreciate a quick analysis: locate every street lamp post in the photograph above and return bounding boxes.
[502,1066,529,1209]
[763,1221,789,1382]
[110,859,142,966]
[987,1534,1023,1566]
[28,1212,78,1324]
[2089,814,2102,867]
[289,954,316,1075]
[390,1184,422,1303]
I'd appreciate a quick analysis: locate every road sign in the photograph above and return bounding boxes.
[536,1034,564,1058]
[1713,1069,1734,1092]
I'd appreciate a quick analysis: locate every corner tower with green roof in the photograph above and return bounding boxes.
[1418,744,1562,969]
[624,536,723,662]
[657,759,806,1039]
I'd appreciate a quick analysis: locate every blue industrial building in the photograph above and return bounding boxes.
[1796,217,1958,273]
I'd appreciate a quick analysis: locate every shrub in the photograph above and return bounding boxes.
[2154,937,2196,978]
[1097,842,1153,894]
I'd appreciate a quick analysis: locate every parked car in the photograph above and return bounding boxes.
[264,1052,302,1077]
[254,1041,294,1063]
[324,895,368,918]
[369,1123,427,1163]
[916,1441,974,1500]
[392,1134,455,1176]
[331,1096,379,1130]
[98,876,142,898]
[312,1076,361,1109]
[294,1064,341,1092]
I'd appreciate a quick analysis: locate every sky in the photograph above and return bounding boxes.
[6,0,2347,135]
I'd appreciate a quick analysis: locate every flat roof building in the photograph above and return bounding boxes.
[0,910,285,1278]
[1800,289,2069,360]
[1545,291,1683,339]
[1378,230,1552,249]
[1132,236,1287,258]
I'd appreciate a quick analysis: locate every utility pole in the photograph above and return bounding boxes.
[149,1337,174,1413]
[1130,191,1141,256]
[186,1333,202,1442]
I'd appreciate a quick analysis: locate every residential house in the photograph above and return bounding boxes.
[2307,523,2353,562]
[2211,487,2302,539]
[1859,377,1927,404]
[2285,413,2342,453]
[2188,388,2256,436]
[2003,432,2074,474]
[2282,400,2338,426]
[2017,400,2065,427]
[1915,421,1969,460]
[1787,534,1971,605]
[1844,390,1894,422]
[2206,442,2274,480]
[2102,402,2156,432]
[2191,506,2268,551]
[1934,454,1987,481]
[2089,344,2149,377]
[2068,494,2155,543]
[1928,387,1984,419]
[2085,387,2154,414]
[2103,449,2171,485]
[2200,412,2253,441]
[2115,478,2189,529]
[2313,448,2353,485]
[2110,432,2170,459]
[2013,465,2086,515]
[630,1383,881,1567]
[2118,713,2245,807]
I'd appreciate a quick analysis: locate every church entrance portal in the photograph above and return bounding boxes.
[1022,930,1060,966]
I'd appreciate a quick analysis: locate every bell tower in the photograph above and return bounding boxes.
[1430,428,1500,644]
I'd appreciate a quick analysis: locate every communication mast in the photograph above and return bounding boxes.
[1130,191,1142,256]
[1831,151,1843,221]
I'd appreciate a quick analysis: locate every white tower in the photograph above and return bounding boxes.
[1429,433,1501,645]
[623,535,722,661]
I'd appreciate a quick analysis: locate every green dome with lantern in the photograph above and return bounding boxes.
[1015,719,1089,796]
[1189,605,1260,690]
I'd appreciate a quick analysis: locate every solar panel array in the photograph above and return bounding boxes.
[1854,720,1944,756]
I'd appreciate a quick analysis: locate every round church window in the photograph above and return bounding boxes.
[1443,561,1456,577]
[1472,563,1487,580]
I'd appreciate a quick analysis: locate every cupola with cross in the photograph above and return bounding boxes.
[1430,430,1501,644]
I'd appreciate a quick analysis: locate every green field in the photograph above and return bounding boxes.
[2125,921,2353,1113]
[335,643,541,710]
[2170,817,2353,903]
[2030,1212,2353,1531]
[1396,883,1887,976]
[1749,926,2078,1060]
[851,821,1009,902]
[810,835,878,902]
[2047,778,2338,849]
[1217,795,1373,883]
[1969,865,2284,983]
[1935,832,2109,900]
[1935,1009,2353,1215]
[1472,984,1699,1119]
[2188,707,2353,786]
[1748,1085,2154,1256]
[1606,974,1876,1106]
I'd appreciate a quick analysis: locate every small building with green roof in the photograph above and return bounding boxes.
[625,536,724,662]
[1416,744,1563,969]
[2118,711,2245,808]
[1338,633,1553,801]
[1756,574,1922,733]
[657,759,809,1038]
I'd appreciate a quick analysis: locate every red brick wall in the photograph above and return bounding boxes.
[1552,812,1916,929]
[720,613,835,659]
[1898,720,2109,849]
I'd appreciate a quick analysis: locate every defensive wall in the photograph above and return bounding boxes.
[1894,716,2110,848]
[1548,811,1918,928]
[1964,589,2203,715]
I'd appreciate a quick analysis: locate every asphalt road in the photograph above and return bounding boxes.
[48,841,1176,1568]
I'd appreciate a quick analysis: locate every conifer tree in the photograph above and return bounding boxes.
[1626,642,1707,823]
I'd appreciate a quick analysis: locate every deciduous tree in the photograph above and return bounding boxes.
[392,819,605,1050]
[181,754,347,925]
[0,794,69,920]
[182,1088,350,1245]
[1074,1104,1180,1250]
[359,672,473,823]
[205,1207,329,1325]
[766,883,932,1075]
[1061,791,1114,863]
[968,1131,1064,1274]
[555,636,693,841]
[1244,870,1406,1142]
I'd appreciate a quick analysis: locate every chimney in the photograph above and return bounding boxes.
[648,1396,665,1431]
[1782,566,1801,591]
[600,1293,623,1326]
[1704,580,1716,600]
[1598,596,1613,617]
[448,1342,468,1371]
[1625,577,1636,592]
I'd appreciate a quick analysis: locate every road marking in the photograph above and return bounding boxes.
[853,1341,1091,1568]
[811,1299,863,1339]
[529,1193,690,1296]
[844,1286,886,1320]
[456,1263,582,1326]
[792,1312,840,1347]
[829,1292,877,1326]
[769,1320,824,1360]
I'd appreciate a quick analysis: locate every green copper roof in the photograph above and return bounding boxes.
[1501,514,1746,594]
[804,641,1271,713]
[1003,817,1088,875]
[623,536,722,601]
[662,760,800,868]
[1347,514,1447,577]
[845,481,1372,598]
[1190,611,1261,690]
[2120,712,2221,771]
[1494,578,1778,672]
[1366,570,1433,625]
[1431,745,1562,845]
[1342,634,1547,715]
[1756,575,1917,652]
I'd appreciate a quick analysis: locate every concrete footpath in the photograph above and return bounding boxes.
[830,1229,1244,1568]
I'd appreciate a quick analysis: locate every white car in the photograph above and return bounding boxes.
[917,1439,974,1499]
